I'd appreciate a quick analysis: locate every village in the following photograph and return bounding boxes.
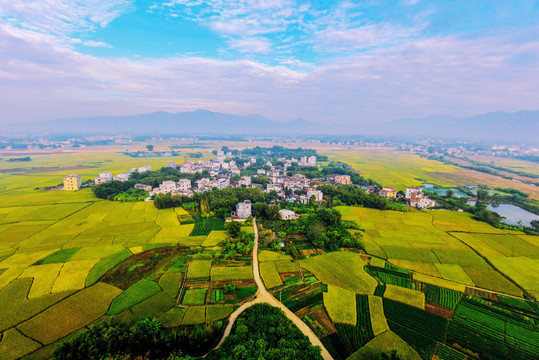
[63,148,438,216]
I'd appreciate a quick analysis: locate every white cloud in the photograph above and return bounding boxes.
[0,0,133,37]
[1,22,538,126]
[83,40,112,48]
[228,37,272,53]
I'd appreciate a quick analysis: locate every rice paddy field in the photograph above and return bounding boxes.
[319,148,539,198]
[0,150,250,360]
[336,206,538,299]
[320,148,459,190]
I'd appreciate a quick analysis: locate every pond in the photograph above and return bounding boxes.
[468,201,539,227]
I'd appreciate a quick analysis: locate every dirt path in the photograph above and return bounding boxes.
[212,218,333,359]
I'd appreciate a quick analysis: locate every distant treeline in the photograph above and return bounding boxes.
[219,145,329,161]
[8,156,31,162]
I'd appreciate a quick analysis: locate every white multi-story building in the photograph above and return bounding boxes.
[307,189,323,202]
[94,172,112,185]
[160,180,177,193]
[166,161,177,168]
[196,178,211,190]
[307,156,317,166]
[217,150,225,162]
[210,178,230,189]
[240,176,251,186]
[410,192,436,208]
[236,200,252,219]
[406,187,422,200]
[266,183,283,192]
[257,169,266,175]
[113,172,130,181]
[138,165,151,173]
[177,179,192,192]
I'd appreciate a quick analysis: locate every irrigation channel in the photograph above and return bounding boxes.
[209,218,333,360]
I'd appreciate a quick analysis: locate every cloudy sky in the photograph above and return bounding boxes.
[1,0,538,125]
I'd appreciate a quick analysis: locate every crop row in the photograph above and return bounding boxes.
[286,291,323,312]
[320,333,348,360]
[447,320,537,360]
[433,343,468,360]
[211,290,224,302]
[326,294,375,359]
[383,298,449,343]
[365,267,412,288]
[386,320,438,359]
[422,283,462,310]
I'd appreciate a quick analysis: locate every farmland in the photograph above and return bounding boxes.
[337,206,538,298]
[0,147,538,360]
[0,149,258,359]
[319,148,539,198]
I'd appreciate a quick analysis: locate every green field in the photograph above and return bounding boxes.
[347,330,422,360]
[260,261,283,289]
[300,251,378,294]
[320,148,459,190]
[210,266,253,281]
[323,285,357,325]
[182,288,207,305]
[337,206,536,298]
[188,260,213,279]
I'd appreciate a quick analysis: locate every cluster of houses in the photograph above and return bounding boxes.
[228,200,299,221]
[65,150,437,211]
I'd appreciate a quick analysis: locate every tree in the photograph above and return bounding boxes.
[446,189,454,198]
[477,189,489,201]
[146,144,154,151]
[227,221,241,238]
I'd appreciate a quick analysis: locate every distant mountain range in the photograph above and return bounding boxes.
[5,110,325,136]
[373,110,539,142]
[5,109,538,142]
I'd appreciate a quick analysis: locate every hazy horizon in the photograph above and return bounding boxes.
[1,1,539,125]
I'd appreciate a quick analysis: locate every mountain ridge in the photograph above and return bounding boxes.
[4,109,538,142]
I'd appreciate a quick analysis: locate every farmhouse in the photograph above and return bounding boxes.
[406,187,422,199]
[94,172,112,185]
[134,183,152,192]
[113,172,130,181]
[279,209,299,220]
[334,174,352,184]
[307,189,323,202]
[235,200,252,219]
[177,179,192,192]
[138,165,151,173]
[410,192,436,208]
[379,187,397,198]
[63,174,81,190]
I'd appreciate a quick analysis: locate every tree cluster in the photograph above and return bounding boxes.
[318,185,391,210]
[131,167,209,189]
[206,303,323,360]
[53,317,222,360]
[93,180,135,199]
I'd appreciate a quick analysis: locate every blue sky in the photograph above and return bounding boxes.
[1,0,538,125]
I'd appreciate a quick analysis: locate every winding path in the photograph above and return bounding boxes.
[212,218,333,359]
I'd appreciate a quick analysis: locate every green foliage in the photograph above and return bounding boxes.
[318,184,390,210]
[108,280,162,315]
[236,286,258,298]
[52,317,221,360]
[226,221,242,238]
[206,303,323,360]
[93,180,134,199]
[112,188,148,201]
